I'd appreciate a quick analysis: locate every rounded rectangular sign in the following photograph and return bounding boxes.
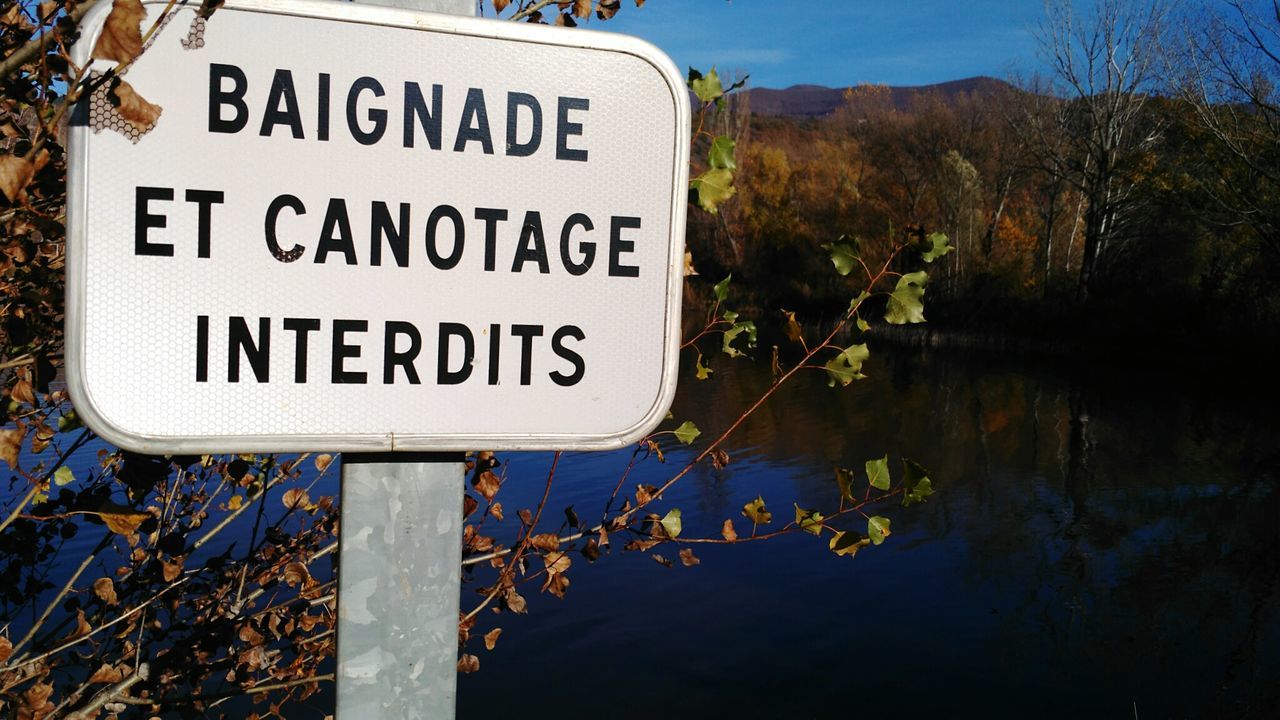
[66,0,690,452]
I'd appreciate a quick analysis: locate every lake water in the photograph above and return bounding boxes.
[454,347,1280,718]
[9,345,1279,717]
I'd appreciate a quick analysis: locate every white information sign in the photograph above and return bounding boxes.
[67,0,690,452]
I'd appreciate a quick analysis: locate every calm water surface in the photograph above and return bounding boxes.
[455,349,1280,719]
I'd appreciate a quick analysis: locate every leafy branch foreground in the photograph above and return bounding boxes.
[0,0,946,716]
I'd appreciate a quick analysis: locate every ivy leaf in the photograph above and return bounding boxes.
[829,530,870,557]
[834,467,855,501]
[722,320,757,358]
[823,241,860,276]
[695,353,713,380]
[708,135,737,170]
[824,343,869,387]
[713,274,731,302]
[742,496,772,525]
[674,421,701,445]
[794,504,825,535]
[659,508,682,539]
[53,466,75,486]
[867,515,891,545]
[901,459,935,507]
[691,167,735,213]
[689,66,724,103]
[865,455,890,490]
[886,271,928,325]
[921,232,953,263]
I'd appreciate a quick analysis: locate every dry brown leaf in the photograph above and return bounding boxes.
[0,635,12,663]
[463,494,478,519]
[20,682,54,719]
[314,453,334,472]
[472,470,501,500]
[281,487,309,510]
[0,154,34,204]
[88,663,126,684]
[161,558,182,582]
[581,538,601,562]
[635,0,645,7]
[503,588,527,614]
[679,548,700,567]
[542,572,570,598]
[110,78,162,133]
[69,609,91,640]
[96,502,150,536]
[282,562,310,587]
[93,577,118,606]
[721,518,738,542]
[650,553,672,567]
[483,628,502,651]
[543,551,571,575]
[492,0,510,12]
[457,653,480,673]
[489,501,504,521]
[573,0,592,18]
[529,533,560,552]
[92,0,146,63]
[597,0,620,19]
[711,448,730,470]
[238,624,265,646]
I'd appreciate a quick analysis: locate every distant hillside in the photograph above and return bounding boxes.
[745,76,1019,118]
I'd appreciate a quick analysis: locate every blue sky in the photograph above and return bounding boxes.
[593,0,1048,89]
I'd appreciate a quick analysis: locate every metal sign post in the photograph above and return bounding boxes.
[339,7,472,720]
[65,1,689,717]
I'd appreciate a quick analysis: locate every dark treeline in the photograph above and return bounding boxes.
[686,0,1280,357]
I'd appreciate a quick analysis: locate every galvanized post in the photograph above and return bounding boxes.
[336,4,474,718]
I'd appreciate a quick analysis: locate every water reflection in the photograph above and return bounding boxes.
[458,349,1280,718]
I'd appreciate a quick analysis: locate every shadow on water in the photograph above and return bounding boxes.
[457,348,1280,719]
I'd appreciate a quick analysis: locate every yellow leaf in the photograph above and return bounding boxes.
[92,0,146,64]
[0,154,34,204]
[228,494,243,510]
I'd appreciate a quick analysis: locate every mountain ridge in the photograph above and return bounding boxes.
[741,76,1019,118]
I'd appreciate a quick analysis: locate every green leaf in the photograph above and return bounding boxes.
[691,167,735,213]
[689,66,724,103]
[674,421,701,445]
[865,455,890,490]
[794,504,825,535]
[708,135,736,170]
[713,274,731,303]
[834,467,855,501]
[885,271,928,325]
[867,515,891,545]
[824,343,869,387]
[742,496,772,525]
[659,508,682,539]
[848,290,871,315]
[901,459,935,507]
[57,410,82,433]
[722,310,739,323]
[695,353,713,380]
[722,320,757,358]
[829,530,870,557]
[921,232,953,263]
[856,316,870,333]
[53,466,74,486]
[823,241,860,276]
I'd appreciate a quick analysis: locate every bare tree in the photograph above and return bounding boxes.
[1178,0,1280,255]
[1035,0,1169,299]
